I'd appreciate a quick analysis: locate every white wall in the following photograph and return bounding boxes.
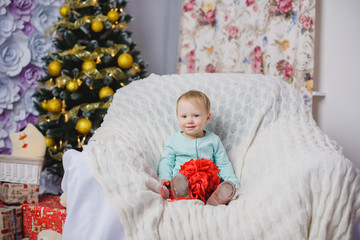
[126,0,182,74]
[313,0,360,169]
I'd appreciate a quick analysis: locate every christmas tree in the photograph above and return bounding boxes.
[33,0,146,177]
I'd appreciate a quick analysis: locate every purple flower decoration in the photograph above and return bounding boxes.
[19,63,44,88]
[17,114,38,131]
[0,142,11,154]
[0,110,9,122]
[18,86,25,98]
[26,113,38,124]
[17,118,28,131]
[8,0,37,22]
[23,22,35,36]
[17,113,37,131]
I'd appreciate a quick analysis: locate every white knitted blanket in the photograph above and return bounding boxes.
[85,73,360,239]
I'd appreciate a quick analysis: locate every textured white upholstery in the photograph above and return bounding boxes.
[63,73,360,240]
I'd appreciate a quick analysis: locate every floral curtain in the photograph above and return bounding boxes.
[0,0,61,154]
[177,0,316,106]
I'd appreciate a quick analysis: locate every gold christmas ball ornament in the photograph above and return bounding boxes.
[117,53,133,69]
[91,21,104,33]
[107,10,119,23]
[41,100,48,110]
[45,136,55,148]
[99,86,114,99]
[75,118,92,135]
[82,60,97,72]
[48,61,62,77]
[60,6,71,17]
[47,98,62,114]
[66,80,79,92]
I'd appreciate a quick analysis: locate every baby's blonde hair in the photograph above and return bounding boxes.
[176,90,210,114]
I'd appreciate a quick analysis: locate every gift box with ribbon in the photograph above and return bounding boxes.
[0,205,23,240]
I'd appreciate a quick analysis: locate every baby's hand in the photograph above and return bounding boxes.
[161,179,171,189]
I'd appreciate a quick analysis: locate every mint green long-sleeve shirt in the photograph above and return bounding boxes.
[158,131,240,188]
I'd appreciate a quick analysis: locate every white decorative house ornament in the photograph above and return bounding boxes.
[10,123,46,158]
[0,123,45,184]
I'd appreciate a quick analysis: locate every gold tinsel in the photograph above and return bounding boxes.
[59,44,129,60]
[58,44,86,57]
[113,21,128,31]
[83,67,128,80]
[48,147,64,161]
[43,66,128,89]
[48,53,64,64]
[55,75,72,88]
[129,63,141,76]
[37,99,112,124]
[65,0,98,9]
[46,15,127,37]
[46,15,104,37]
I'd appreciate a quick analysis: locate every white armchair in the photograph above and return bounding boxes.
[62,73,360,240]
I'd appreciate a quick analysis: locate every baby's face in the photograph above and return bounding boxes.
[177,99,211,139]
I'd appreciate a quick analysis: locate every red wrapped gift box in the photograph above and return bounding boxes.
[22,195,66,240]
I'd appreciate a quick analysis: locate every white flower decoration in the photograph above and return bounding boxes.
[28,30,53,67]
[0,122,9,148]
[0,31,31,77]
[0,74,21,114]
[37,0,61,7]
[21,87,38,115]
[30,3,61,33]
[11,97,28,122]
[0,118,18,152]
[0,13,17,45]
[0,0,10,15]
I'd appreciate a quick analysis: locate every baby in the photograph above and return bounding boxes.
[158,90,239,205]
